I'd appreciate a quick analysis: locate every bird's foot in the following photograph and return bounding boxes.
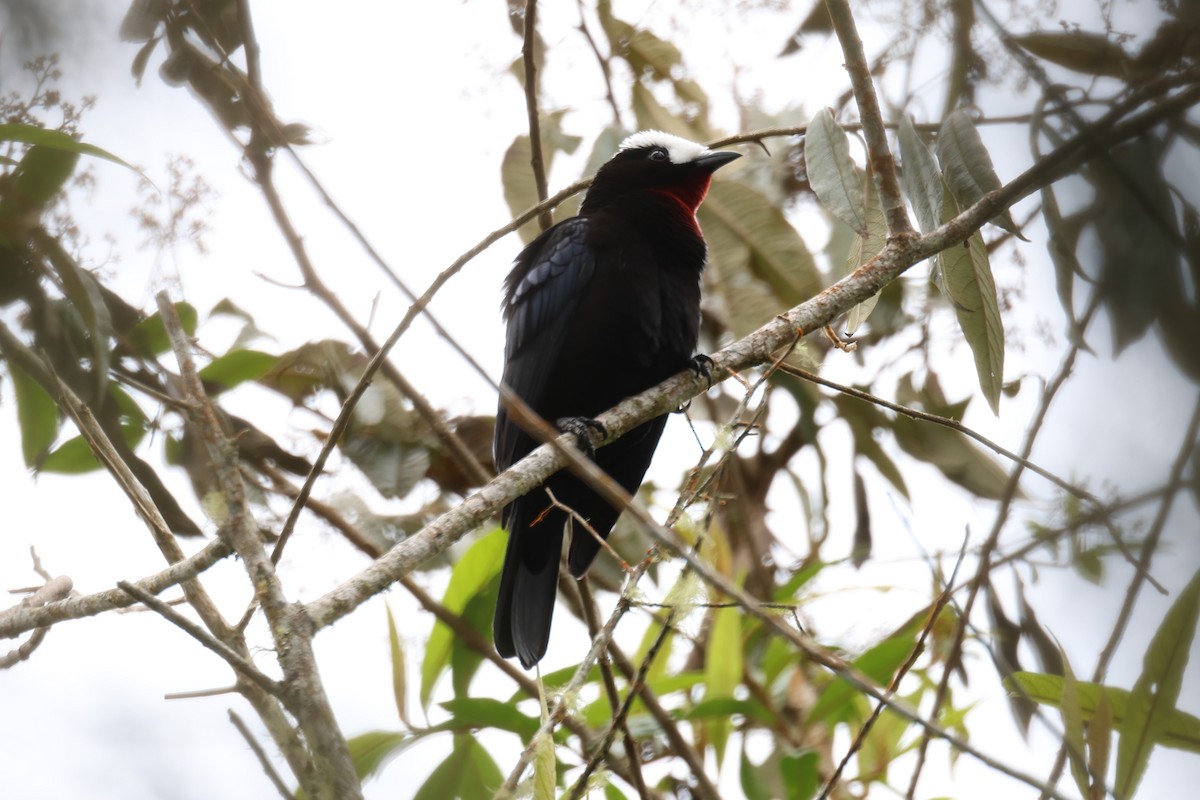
[688,354,715,388]
[675,354,715,413]
[556,416,607,458]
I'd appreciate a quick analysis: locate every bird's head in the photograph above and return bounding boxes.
[582,130,741,214]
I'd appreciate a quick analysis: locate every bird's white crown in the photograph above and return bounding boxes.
[618,130,711,165]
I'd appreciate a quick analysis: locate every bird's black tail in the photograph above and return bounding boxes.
[493,497,565,669]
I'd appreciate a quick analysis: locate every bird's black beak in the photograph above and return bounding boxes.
[693,151,741,172]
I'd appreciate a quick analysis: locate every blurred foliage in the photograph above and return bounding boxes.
[1,1,1198,799]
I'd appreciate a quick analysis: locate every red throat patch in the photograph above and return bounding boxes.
[650,175,713,230]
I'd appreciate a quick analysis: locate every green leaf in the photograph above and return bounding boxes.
[703,604,744,765]
[438,697,540,742]
[39,384,147,474]
[346,730,412,782]
[10,363,59,468]
[898,115,943,235]
[127,302,198,357]
[936,109,1024,238]
[773,559,828,602]
[14,146,79,207]
[41,235,112,401]
[806,108,867,236]
[1117,568,1200,798]
[0,123,142,176]
[1060,652,1090,798]
[740,744,772,800]
[679,696,775,727]
[420,527,506,709]
[198,348,278,391]
[780,750,820,800]
[940,187,1005,414]
[810,622,918,723]
[451,581,499,699]
[857,707,911,784]
[385,603,410,727]
[534,679,556,800]
[1088,688,1114,796]
[1005,671,1200,754]
[413,734,502,800]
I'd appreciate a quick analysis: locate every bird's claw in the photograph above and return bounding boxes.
[688,354,714,389]
[556,416,606,458]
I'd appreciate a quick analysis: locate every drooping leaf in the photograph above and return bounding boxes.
[1117,568,1200,798]
[701,179,822,336]
[703,603,744,765]
[1040,183,1088,347]
[534,678,556,800]
[346,730,413,782]
[805,108,867,236]
[0,123,142,175]
[892,375,1011,499]
[857,707,911,784]
[936,109,1024,238]
[1089,689,1115,797]
[9,362,59,468]
[500,112,582,244]
[385,603,410,728]
[1088,136,1182,355]
[939,187,1005,414]
[1013,30,1134,78]
[833,394,910,499]
[40,383,148,474]
[450,579,500,700]
[41,235,112,401]
[898,115,943,235]
[1005,671,1200,754]
[420,527,506,709]
[843,183,888,333]
[1060,652,1090,797]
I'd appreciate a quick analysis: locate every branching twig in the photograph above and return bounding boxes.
[117,580,282,697]
[157,290,360,800]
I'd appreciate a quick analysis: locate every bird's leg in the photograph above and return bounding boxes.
[556,416,607,458]
[676,354,715,413]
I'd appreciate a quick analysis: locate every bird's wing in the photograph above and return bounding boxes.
[495,217,595,472]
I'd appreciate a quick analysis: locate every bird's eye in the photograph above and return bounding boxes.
[648,148,669,162]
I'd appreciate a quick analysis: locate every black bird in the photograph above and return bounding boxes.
[493,130,740,668]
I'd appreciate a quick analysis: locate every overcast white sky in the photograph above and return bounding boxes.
[1,1,1198,798]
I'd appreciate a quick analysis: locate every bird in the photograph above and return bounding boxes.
[492,130,740,668]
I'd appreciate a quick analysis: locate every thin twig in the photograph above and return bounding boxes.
[817,534,969,799]
[521,0,553,231]
[229,709,295,800]
[780,362,1165,593]
[904,295,1099,799]
[825,0,911,236]
[117,581,282,697]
